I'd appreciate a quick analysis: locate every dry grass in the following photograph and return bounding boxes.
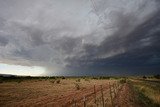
[131,79,160,106]
[0,78,116,106]
[139,86,160,104]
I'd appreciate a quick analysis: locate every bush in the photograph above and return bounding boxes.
[16,79,22,83]
[92,77,98,79]
[84,78,90,82]
[154,74,160,79]
[119,78,126,84]
[75,83,80,90]
[0,80,3,84]
[143,76,147,79]
[76,79,81,82]
[99,76,110,79]
[62,76,65,79]
[50,76,56,79]
[50,80,55,84]
[38,79,42,81]
[56,80,60,84]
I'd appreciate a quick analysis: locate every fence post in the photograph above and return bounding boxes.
[83,96,86,107]
[117,83,120,90]
[109,82,113,107]
[100,85,105,107]
[116,82,118,91]
[116,81,118,94]
[72,98,76,107]
[94,85,97,104]
[113,83,116,98]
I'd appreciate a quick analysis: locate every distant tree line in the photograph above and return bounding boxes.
[142,74,160,79]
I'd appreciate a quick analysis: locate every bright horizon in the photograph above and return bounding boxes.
[0,63,45,76]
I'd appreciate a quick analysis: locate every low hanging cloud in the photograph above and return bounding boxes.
[0,0,160,76]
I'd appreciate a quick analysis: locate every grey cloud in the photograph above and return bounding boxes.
[0,17,6,29]
[65,8,160,75]
[21,26,46,47]
[13,48,32,59]
[53,36,82,54]
[0,0,160,76]
[64,1,160,75]
[0,36,8,46]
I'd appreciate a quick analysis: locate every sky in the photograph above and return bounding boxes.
[0,0,160,76]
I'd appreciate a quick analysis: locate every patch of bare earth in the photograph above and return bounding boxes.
[114,83,139,107]
[0,79,115,107]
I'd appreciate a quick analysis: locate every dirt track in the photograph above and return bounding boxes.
[114,83,139,107]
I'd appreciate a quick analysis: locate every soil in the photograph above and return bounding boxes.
[0,80,142,107]
[0,79,114,107]
[114,83,140,107]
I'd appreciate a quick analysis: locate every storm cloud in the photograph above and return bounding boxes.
[0,0,160,76]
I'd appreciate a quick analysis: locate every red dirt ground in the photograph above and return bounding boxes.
[0,79,115,107]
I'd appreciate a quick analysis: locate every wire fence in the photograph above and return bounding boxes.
[69,81,122,107]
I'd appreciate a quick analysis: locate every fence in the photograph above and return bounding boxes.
[70,81,122,107]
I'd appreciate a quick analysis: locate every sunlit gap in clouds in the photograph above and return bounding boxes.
[0,63,46,76]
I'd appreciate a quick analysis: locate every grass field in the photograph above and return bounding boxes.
[130,79,160,107]
[0,76,159,107]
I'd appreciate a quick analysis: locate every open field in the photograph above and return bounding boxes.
[0,76,160,107]
[130,79,160,107]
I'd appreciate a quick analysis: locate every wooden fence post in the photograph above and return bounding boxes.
[113,83,116,98]
[109,82,113,107]
[116,81,118,94]
[83,96,86,107]
[100,85,105,107]
[117,83,120,90]
[72,98,76,107]
[116,82,118,91]
[94,85,97,104]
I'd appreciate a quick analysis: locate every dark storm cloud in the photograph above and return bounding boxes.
[65,8,160,75]
[20,26,46,46]
[53,36,82,54]
[0,36,8,46]
[0,0,160,75]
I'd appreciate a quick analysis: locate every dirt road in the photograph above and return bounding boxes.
[114,83,139,107]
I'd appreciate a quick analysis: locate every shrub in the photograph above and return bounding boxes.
[62,76,65,79]
[17,79,22,83]
[50,80,55,84]
[75,83,80,90]
[119,78,126,84]
[154,74,160,79]
[92,77,98,79]
[143,76,147,79]
[99,76,110,79]
[38,79,42,81]
[84,78,90,82]
[0,80,3,84]
[76,79,81,82]
[50,76,56,79]
[56,80,60,84]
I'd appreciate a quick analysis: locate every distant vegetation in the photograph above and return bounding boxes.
[119,78,127,84]
[154,74,160,79]
[0,74,159,106]
[141,74,160,79]
[0,74,159,84]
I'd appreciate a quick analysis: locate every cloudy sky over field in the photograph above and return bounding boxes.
[0,0,160,76]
